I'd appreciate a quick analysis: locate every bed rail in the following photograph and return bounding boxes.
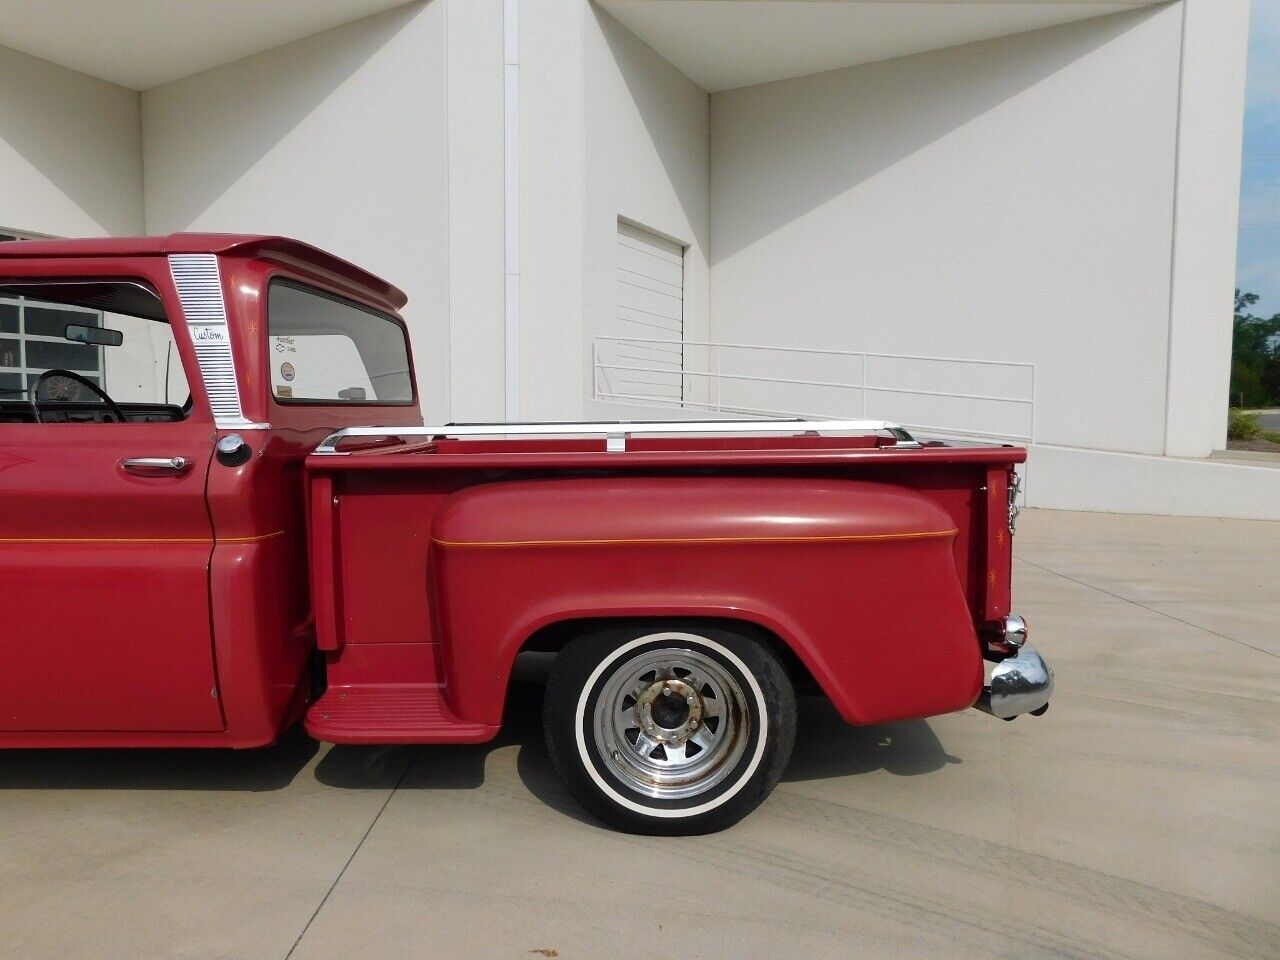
[313,418,920,456]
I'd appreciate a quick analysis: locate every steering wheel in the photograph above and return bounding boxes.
[30,369,129,424]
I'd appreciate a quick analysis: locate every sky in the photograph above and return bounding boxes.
[1238,0,1280,318]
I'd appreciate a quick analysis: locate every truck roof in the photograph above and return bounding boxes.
[0,233,408,310]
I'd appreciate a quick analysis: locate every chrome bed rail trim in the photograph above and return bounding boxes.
[313,419,920,455]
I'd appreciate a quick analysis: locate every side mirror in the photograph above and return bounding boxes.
[65,323,123,347]
[338,387,367,401]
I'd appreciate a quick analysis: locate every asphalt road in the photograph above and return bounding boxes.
[1,508,1277,960]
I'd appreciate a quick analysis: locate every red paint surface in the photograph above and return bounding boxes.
[310,461,1017,735]
[0,238,418,747]
[1,235,1024,748]
[0,433,221,732]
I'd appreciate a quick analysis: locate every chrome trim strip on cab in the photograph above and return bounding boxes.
[168,253,261,432]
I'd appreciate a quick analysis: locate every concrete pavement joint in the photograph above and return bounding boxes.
[284,746,422,960]
[1014,555,1279,661]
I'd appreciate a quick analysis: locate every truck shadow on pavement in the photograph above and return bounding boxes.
[313,679,962,827]
[0,682,959,807]
[0,725,321,791]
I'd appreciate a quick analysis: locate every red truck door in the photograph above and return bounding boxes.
[0,281,223,733]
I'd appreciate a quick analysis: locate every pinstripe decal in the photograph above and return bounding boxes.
[0,530,286,545]
[432,529,958,549]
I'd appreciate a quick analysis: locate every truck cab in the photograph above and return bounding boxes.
[0,235,420,746]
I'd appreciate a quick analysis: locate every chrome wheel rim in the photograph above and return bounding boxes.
[591,644,750,801]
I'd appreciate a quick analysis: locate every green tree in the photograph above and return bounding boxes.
[1230,289,1280,407]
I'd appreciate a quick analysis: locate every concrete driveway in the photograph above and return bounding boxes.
[2,509,1277,960]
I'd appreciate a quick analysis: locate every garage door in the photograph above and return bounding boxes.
[610,220,684,401]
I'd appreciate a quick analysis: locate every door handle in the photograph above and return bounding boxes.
[122,456,192,475]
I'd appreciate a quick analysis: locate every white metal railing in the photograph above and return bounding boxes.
[592,337,1036,444]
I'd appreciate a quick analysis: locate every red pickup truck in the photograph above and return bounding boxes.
[0,235,1050,834]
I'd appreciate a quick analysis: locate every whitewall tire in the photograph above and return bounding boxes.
[544,623,797,835]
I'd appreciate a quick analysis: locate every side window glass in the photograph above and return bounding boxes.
[0,281,190,423]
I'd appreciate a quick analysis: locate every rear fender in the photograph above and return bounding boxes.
[430,476,984,726]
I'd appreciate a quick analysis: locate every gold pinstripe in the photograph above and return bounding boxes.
[0,530,287,545]
[432,529,958,549]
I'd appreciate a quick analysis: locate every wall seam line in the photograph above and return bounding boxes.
[443,0,452,422]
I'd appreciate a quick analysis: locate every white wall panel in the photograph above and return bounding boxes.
[448,0,507,421]
[584,5,710,416]
[141,2,450,418]
[710,7,1183,455]
[516,0,585,419]
[0,44,142,238]
[1164,0,1253,456]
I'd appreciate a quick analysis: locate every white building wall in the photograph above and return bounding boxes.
[515,0,586,420]
[141,2,451,418]
[512,2,710,421]
[446,0,506,421]
[1163,0,1253,457]
[583,6,710,415]
[709,7,1183,455]
[0,44,142,237]
[0,1,1263,518]
[1027,445,1280,521]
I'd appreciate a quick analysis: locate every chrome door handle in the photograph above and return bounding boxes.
[122,456,192,475]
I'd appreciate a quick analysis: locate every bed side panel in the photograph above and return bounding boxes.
[432,476,983,725]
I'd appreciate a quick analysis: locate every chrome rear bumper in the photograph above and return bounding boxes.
[975,646,1054,720]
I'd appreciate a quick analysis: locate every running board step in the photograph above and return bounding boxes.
[304,684,497,744]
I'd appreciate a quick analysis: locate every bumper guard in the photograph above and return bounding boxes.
[975,645,1054,720]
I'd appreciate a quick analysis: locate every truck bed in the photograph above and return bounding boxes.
[303,420,1025,742]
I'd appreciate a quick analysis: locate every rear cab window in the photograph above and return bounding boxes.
[267,280,413,405]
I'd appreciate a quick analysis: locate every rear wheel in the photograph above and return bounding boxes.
[544,624,796,835]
